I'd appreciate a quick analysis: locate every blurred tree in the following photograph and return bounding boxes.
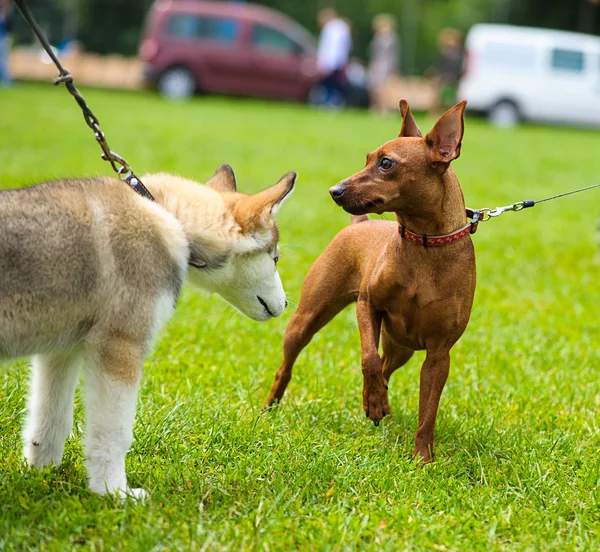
[78,0,154,55]
[11,0,64,46]
[11,0,152,55]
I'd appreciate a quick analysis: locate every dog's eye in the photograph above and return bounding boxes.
[379,157,395,171]
[274,254,280,265]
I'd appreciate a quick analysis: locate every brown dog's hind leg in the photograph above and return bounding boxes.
[264,293,354,408]
[414,349,451,462]
[381,331,414,383]
[264,240,362,408]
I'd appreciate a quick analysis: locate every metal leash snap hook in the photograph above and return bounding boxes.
[489,203,518,217]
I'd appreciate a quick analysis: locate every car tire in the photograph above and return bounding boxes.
[157,67,196,100]
[489,100,520,128]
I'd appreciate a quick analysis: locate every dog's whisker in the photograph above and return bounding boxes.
[226,305,243,321]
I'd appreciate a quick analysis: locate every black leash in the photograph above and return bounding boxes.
[473,182,600,222]
[13,0,208,268]
[532,182,600,204]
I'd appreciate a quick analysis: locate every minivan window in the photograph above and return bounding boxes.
[251,25,299,54]
[167,14,238,43]
[481,42,536,70]
[551,49,584,72]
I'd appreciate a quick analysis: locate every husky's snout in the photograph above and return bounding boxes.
[257,295,287,319]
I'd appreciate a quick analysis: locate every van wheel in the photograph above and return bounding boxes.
[489,101,520,128]
[158,67,196,100]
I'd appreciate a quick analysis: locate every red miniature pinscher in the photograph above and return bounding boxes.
[265,100,476,461]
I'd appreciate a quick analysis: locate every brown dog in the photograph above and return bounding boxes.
[264,100,476,461]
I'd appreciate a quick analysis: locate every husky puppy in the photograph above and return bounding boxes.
[0,164,294,498]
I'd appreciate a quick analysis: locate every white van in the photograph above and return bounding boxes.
[457,24,600,127]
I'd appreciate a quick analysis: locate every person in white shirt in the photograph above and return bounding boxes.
[317,8,351,74]
[315,8,352,107]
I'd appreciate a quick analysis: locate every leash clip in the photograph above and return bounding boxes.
[481,202,523,222]
[480,201,533,221]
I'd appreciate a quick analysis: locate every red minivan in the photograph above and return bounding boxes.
[139,0,319,101]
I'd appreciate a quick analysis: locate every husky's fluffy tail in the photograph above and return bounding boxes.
[351,215,369,224]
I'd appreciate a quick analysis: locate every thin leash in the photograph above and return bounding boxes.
[12,0,207,268]
[474,181,600,222]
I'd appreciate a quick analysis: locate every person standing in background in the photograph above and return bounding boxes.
[367,13,399,114]
[431,27,464,114]
[315,8,352,107]
[0,0,11,86]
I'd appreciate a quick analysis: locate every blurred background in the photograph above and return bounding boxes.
[1,0,600,127]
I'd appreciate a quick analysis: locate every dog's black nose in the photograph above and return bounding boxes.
[329,185,346,200]
[285,300,288,308]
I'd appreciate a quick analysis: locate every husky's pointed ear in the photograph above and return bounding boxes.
[398,99,422,138]
[425,101,466,169]
[267,171,296,218]
[236,172,296,233]
[205,164,237,192]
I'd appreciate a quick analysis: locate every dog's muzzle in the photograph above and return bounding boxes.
[329,183,346,204]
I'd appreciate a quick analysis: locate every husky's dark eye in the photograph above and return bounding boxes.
[274,254,280,265]
[379,157,395,171]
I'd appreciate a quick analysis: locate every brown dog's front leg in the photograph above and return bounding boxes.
[414,350,451,462]
[356,299,390,426]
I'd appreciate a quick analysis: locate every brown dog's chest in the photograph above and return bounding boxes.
[366,242,476,351]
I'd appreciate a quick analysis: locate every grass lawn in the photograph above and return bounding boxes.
[0,83,599,551]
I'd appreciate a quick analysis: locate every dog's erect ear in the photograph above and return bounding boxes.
[205,164,237,192]
[267,171,296,218]
[236,172,296,233]
[425,101,466,166]
[398,99,422,138]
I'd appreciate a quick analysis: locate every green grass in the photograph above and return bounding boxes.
[1,83,599,551]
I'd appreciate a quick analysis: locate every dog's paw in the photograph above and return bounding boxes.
[23,439,64,469]
[119,487,149,502]
[412,446,433,464]
[413,433,434,463]
[363,389,391,426]
[260,398,280,413]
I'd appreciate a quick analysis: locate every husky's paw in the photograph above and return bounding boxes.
[120,488,149,502]
[92,483,149,502]
[23,439,63,469]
